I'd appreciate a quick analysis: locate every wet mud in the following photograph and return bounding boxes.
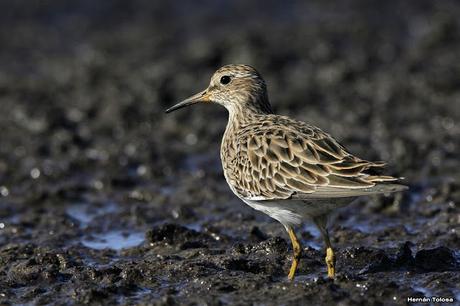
[0,1,459,305]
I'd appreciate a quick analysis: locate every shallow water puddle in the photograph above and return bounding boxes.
[184,222,203,232]
[302,223,322,250]
[342,214,403,234]
[82,230,145,250]
[286,273,321,284]
[66,201,118,227]
[66,201,146,250]
[116,287,153,304]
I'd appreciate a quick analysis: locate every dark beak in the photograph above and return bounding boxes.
[165,90,210,113]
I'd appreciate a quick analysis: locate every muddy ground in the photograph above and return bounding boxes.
[0,1,459,305]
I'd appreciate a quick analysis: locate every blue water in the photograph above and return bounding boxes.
[82,230,145,250]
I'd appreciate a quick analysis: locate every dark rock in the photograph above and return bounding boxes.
[231,237,288,256]
[179,240,208,250]
[146,223,211,246]
[223,258,260,273]
[394,242,415,267]
[415,246,459,272]
[360,250,393,274]
[249,226,268,241]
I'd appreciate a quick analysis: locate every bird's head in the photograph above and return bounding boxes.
[165,64,272,115]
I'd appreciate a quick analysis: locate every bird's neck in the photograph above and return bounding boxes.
[222,101,270,145]
[225,105,261,133]
[222,96,273,151]
[225,109,245,137]
[221,108,248,171]
[227,96,273,123]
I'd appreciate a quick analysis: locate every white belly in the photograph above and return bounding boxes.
[241,197,353,228]
[222,164,353,228]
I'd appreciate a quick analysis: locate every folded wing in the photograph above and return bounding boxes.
[234,116,404,201]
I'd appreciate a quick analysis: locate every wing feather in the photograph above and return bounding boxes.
[228,115,405,200]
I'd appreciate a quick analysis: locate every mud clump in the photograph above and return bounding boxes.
[415,247,459,272]
[146,223,212,249]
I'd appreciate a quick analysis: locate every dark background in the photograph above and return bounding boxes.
[0,1,459,305]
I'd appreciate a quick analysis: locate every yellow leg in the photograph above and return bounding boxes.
[326,246,336,279]
[313,215,336,279]
[287,227,302,280]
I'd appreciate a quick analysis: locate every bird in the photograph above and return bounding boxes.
[165,64,407,280]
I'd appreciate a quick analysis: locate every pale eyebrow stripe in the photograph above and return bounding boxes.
[237,73,257,78]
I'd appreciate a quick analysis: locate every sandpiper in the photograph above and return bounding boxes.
[166,64,407,280]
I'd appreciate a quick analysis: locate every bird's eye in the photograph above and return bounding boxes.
[220,75,231,85]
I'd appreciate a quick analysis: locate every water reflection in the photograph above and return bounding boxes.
[82,230,145,250]
[66,201,118,228]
